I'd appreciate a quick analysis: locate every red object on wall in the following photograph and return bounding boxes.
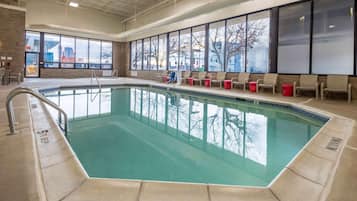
[204,79,211,88]
[187,78,194,86]
[224,80,232,89]
[282,83,294,96]
[249,82,257,93]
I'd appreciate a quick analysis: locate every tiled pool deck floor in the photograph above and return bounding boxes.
[0,78,357,201]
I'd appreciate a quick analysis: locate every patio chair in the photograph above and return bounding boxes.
[257,73,278,95]
[321,75,352,103]
[211,72,226,88]
[294,75,319,99]
[182,71,191,84]
[232,72,250,91]
[193,72,207,86]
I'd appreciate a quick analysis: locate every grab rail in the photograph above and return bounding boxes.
[6,87,68,136]
[90,70,102,101]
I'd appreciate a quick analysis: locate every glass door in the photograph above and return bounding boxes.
[25,52,40,77]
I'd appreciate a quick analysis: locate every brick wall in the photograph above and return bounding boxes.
[0,6,25,74]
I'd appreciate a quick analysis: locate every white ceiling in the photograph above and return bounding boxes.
[48,0,176,19]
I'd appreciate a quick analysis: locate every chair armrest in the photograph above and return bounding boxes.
[256,79,263,84]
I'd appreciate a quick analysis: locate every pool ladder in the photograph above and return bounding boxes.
[90,70,102,102]
[6,87,68,136]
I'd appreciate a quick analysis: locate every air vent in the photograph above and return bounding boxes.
[326,137,342,151]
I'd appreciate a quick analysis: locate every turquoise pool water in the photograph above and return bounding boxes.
[44,86,326,186]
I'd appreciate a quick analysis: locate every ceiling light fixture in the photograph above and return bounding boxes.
[328,24,335,29]
[69,2,79,8]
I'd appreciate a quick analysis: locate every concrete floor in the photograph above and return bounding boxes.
[0,78,356,201]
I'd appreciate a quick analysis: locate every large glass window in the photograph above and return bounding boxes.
[131,41,137,70]
[247,11,270,73]
[179,29,191,71]
[101,42,112,69]
[150,36,158,70]
[209,21,225,71]
[137,40,143,70]
[75,38,89,68]
[143,38,150,70]
[192,26,206,71]
[89,40,101,69]
[44,34,60,67]
[25,31,40,52]
[158,34,167,70]
[61,36,75,68]
[226,16,246,72]
[312,0,354,75]
[169,31,179,71]
[278,2,311,74]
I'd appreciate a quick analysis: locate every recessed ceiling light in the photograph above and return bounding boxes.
[299,16,305,22]
[329,24,335,29]
[69,2,79,8]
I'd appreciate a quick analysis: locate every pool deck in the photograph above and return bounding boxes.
[0,77,356,201]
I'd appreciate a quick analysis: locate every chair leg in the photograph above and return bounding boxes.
[321,89,324,100]
[315,88,318,100]
[273,86,275,95]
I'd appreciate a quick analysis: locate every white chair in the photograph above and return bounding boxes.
[294,75,319,99]
[321,75,352,103]
[211,72,226,88]
[193,72,207,86]
[257,73,278,95]
[232,73,250,91]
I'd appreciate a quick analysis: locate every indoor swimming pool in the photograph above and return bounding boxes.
[43,86,327,186]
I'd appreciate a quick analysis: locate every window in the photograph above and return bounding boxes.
[169,31,179,71]
[143,38,150,70]
[150,36,159,70]
[89,40,101,69]
[179,29,191,71]
[192,26,206,71]
[25,31,40,52]
[312,0,354,75]
[44,34,60,67]
[137,40,143,70]
[158,34,167,70]
[226,16,246,72]
[209,21,225,71]
[101,42,112,69]
[247,11,270,73]
[131,41,137,70]
[61,36,75,68]
[75,38,89,68]
[278,2,311,74]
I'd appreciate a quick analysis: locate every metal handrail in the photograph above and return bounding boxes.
[6,87,68,136]
[90,70,102,101]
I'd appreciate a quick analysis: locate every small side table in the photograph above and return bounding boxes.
[187,77,194,86]
[162,76,169,83]
[282,83,294,97]
[204,79,211,88]
[249,82,257,93]
[224,80,232,90]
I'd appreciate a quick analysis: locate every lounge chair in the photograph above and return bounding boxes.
[211,72,226,88]
[294,75,319,99]
[193,72,207,86]
[182,71,191,84]
[257,73,278,95]
[232,72,250,91]
[321,75,352,103]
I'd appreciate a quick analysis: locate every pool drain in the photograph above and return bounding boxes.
[326,137,342,151]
